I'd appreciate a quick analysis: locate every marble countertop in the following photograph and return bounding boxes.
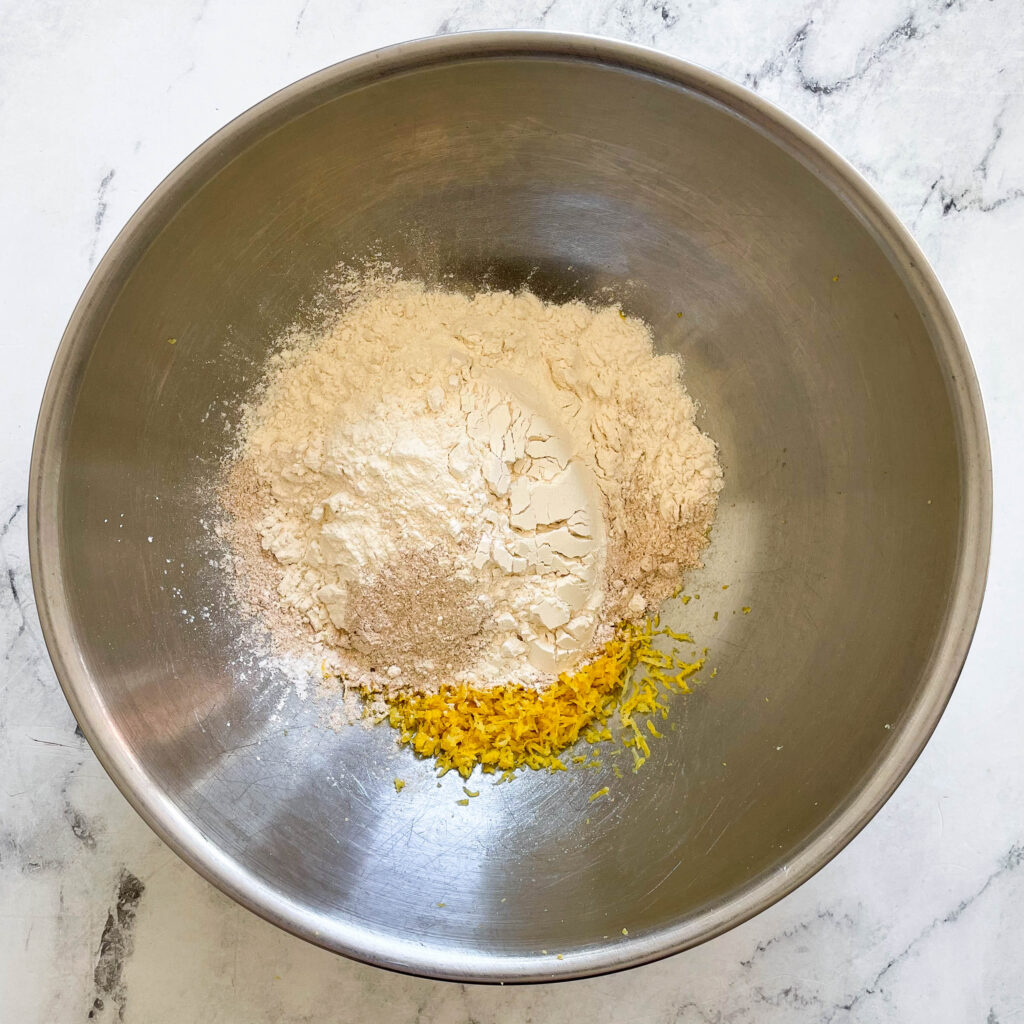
[2,1,1022,1021]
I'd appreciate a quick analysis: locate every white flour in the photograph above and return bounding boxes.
[224,277,722,693]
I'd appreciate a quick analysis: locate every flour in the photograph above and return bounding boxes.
[222,276,723,694]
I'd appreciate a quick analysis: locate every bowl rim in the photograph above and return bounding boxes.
[28,30,993,983]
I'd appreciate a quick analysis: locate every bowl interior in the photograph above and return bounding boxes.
[35,41,983,980]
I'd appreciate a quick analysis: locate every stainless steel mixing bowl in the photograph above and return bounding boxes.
[29,33,991,981]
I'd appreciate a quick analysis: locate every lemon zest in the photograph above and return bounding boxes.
[371,619,705,779]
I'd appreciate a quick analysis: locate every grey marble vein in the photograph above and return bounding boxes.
[825,844,1024,1022]
[920,103,1024,218]
[87,169,116,268]
[89,869,146,1023]
[737,908,859,969]
[294,0,313,33]
[746,8,931,97]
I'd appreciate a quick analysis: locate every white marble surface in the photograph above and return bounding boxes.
[2,1,1022,1020]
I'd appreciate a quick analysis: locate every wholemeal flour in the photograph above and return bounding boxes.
[222,277,723,695]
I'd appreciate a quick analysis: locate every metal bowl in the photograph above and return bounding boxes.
[29,33,991,982]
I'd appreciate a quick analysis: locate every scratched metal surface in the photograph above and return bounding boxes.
[29,34,989,981]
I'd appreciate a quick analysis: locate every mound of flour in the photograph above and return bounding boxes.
[222,278,722,693]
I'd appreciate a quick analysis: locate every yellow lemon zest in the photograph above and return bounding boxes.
[371,619,705,779]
